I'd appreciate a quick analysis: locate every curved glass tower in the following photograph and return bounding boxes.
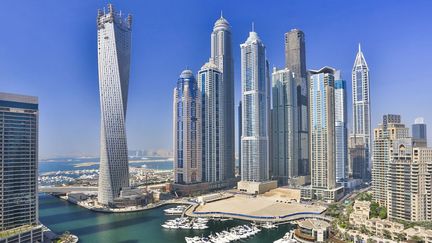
[97,4,132,206]
[240,28,270,182]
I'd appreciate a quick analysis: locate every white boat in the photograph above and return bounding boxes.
[164,205,187,215]
[262,222,277,229]
[273,230,296,243]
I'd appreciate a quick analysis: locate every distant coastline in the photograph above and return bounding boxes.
[71,158,174,168]
[40,156,174,163]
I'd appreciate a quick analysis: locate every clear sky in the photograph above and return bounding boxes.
[1,0,431,158]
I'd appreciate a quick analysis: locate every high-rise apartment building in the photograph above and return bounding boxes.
[387,139,432,222]
[349,136,368,180]
[173,70,202,184]
[309,67,336,189]
[387,138,414,221]
[334,72,348,182]
[412,117,427,147]
[284,29,309,176]
[271,68,298,185]
[210,15,235,179]
[238,101,242,176]
[240,28,270,182]
[0,92,42,242]
[382,114,401,130]
[97,4,132,206]
[411,146,432,221]
[306,67,343,201]
[198,62,225,182]
[351,44,371,178]
[372,116,409,206]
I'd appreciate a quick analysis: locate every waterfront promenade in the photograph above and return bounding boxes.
[184,194,330,223]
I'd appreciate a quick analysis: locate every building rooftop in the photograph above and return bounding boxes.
[298,219,330,230]
[0,92,38,104]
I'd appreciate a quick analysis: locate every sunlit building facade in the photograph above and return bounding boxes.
[240,28,270,182]
[0,92,43,242]
[97,4,132,206]
[173,70,202,184]
[271,68,298,185]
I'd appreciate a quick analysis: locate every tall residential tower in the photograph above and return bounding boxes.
[351,44,371,177]
[0,93,43,242]
[198,62,225,182]
[240,27,270,182]
[372,116,409,206]
[306,67,343,201]
[271,68,298,185]
[97,4,132,206]
[285,29,309,177]
[334,72,348,182]
[210,15,235,179]
[173,70,202,184]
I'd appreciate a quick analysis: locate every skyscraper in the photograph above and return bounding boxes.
[372,116,409,206]
[285,29,309,177]
[309,68,336,190]
[173,70,202,184]
[0,92,42,242]
[198,62,225,182]
[351,44,371,176]
[412,117,427,147]
[240,27,270,182]
[271,67,298,185]
[348,136,368,180]
[334,72,348,182]
[238,101,242,176]
[97,4,132,206]
[210,14,235,179]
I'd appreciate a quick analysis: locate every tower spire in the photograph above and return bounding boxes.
[252,22,255,32]
[358,43,361,52]
[220,10,223,18]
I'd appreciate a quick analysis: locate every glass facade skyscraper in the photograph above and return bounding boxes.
[351,44,371,175]
[240,29,270,182]
[309,67,336,190]
[271,68,298,185]
[0,92,42,242]
[412,117,427,147]
[284,29,309,177]
[198,62,225,182]
[210,15,235,179]
[334,74,347,182]
[173,70,202,184]
[97,4,132,206]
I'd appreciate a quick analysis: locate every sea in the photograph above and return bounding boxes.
[39,157,174,173]
[38,158,294,242]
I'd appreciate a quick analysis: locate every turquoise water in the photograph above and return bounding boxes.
[39,194,294,243]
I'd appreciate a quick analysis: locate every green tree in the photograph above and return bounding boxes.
[379,207,387,219]
[410,235,424,243]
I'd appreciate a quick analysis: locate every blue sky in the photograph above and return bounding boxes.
[1,0,431,158]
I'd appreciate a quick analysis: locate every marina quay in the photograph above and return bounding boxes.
[186,189,327,222]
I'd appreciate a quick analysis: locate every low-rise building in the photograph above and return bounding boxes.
[293,219,331,242]
[237,181,278,195]
[403,226,432,243]
[349,200,370,226]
